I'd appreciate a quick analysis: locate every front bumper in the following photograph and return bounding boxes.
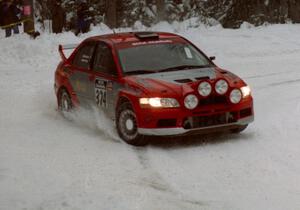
[138,115,253,136]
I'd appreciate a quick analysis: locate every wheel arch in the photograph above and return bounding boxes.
[116,96,133,116]
[57,85,79,108]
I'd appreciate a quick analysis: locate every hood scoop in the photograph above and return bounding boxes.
[174,79,193,83]
[195,76,210,81]
[175,76,210,84]
[137,67,217,84]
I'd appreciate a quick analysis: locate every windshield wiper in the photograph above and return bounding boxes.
[125,70,157,75]
[157,65,212,73]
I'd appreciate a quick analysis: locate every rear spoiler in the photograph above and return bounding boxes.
[58,44,78,61]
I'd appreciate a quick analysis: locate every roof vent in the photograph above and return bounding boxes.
[135,32,159,40]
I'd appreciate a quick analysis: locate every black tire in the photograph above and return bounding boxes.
[58,89,73,119]
[231,124,248,133]
[116,102,148,146]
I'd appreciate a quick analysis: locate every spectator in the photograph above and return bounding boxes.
[1,0,21,37]
[0,1,4,27]
[51,0,65,33]
[75,1,91,35]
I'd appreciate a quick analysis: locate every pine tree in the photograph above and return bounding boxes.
[33,0,300,30]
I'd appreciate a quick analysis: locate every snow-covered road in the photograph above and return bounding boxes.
[1,23,300,210]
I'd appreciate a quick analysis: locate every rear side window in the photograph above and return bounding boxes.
[93,43,117,76]
[72,43,96,69]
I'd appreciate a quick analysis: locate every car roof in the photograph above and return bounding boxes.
[86,31,183,44]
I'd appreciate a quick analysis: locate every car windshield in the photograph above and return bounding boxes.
[118,43,213,75]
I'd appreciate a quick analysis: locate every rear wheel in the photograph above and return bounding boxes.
[231,124,248,133]
[58,89,73,119]
[116,102,148,146]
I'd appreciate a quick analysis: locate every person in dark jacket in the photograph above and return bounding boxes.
[75,1,91,35]
[1,0,21,37]
[0,0,4,27]
[51,0,65,33]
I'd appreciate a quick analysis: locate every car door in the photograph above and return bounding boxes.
[91,42,119,119]
[69,41,97,107]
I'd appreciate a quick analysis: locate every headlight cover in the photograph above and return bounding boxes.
[184,94,198,110]
[139,98,180,108]
[241,85,251,98]
[230,89,242,104]
[215,79,228,95]
[198,81,212,97]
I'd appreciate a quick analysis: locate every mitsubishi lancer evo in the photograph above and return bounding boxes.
[54,32,254,145]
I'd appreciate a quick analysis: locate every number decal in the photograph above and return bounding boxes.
[95,79,108,108]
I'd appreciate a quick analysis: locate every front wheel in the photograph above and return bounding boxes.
[116,102,148,146]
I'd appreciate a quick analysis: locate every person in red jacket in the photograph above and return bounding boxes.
[1,0,21,37]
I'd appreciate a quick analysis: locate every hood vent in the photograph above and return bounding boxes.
[174,79,193,83]
[195,76,210,81]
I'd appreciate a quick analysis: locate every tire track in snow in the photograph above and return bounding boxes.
[0,168,9,181]
[244,69,300,80]
[225,48,300,59]
[257,78,300,89]
[132,148,208,209]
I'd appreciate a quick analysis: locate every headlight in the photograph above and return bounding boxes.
[139,98,180,108]
[230,89,242,104]
[198,81,212,97]
[184,94,198,110]
[241,85,251,98]
[215,79,228,95]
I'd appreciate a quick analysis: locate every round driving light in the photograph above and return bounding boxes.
[184,94,198,110]
[198,81,212,97]
[230,89,242,104]
[215,79,228,95]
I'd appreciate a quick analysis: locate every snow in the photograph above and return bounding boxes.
[1,22,300,210]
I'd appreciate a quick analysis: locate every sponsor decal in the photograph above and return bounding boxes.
[184,47,193,59]
[107,81,113,91]
[81,54,90,63]
[132,40,173,46]
[75,80,87,92]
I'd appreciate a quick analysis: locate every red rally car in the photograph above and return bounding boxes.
[54,32,254,145]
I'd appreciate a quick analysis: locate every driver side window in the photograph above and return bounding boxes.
[93,43,117,76]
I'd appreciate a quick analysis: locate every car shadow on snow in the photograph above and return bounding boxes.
[147,131,255,148]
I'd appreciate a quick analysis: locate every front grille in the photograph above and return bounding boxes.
[157,119,177,128]
[199,95,228,106]
[183,112,237,129]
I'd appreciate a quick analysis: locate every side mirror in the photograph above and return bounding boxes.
[209,56,216,61]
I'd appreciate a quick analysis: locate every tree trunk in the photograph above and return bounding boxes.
[156,0,165,22]
[105,0,117,29]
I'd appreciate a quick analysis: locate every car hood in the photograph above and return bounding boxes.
[124,67,244,97]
